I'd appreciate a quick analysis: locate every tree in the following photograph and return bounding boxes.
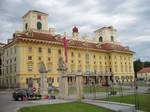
[144,61,150,67]
[134,59,144,77]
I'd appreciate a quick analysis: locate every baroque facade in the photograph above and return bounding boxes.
[0,10,134,88]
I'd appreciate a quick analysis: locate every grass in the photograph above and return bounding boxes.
[136,81,147,87]
[118,81,147,87]
[68,86,130,95]
[18,102,114,112]
[102,94,150,112]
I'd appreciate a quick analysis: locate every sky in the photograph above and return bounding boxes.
[0,0,150,61]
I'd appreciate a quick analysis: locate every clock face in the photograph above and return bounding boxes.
[37,22,42,30]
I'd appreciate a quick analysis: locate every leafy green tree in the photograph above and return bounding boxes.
[134,59,144,77]
[144,61,150,67]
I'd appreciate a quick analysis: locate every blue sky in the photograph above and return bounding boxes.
[0,0,150,61]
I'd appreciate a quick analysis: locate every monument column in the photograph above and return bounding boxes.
[38,62,48,97]
[76,72,83,100]
[61,75,68,99]
[57,56,68,99]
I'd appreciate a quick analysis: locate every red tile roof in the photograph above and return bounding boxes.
[14,31,134,53]
[138,67,150,73]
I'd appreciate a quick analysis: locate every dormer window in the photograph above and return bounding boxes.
[25,23,28,30]
[37,22,42,30]
[99,36,103,42]
[111,36,114,42]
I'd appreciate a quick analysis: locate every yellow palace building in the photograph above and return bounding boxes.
[0,10,134,88]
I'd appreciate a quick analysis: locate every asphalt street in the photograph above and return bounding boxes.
[0,93,36,112]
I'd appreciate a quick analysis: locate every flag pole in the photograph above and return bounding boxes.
[63,32,68,70]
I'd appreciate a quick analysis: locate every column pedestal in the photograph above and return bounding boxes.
[76,74,83,100]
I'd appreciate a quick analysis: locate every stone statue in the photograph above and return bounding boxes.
[38,61,48,96]
[39,61,47,73]
[57,56,67,71]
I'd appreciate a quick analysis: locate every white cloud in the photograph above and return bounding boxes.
[0,0,150,60]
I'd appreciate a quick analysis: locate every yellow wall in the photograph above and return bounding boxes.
[0,40,134,88]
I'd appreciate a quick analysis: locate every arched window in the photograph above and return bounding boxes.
[111,36,114,42]
[37,22,42,30]
[25,23,28,30]
[99,36,103,42]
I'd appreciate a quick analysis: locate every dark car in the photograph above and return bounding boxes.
[12,89,41,101]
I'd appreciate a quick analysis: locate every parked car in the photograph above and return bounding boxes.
[12,88,41,101]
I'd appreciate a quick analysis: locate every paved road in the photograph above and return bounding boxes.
[0,93,73,112]
[0,93,34,112]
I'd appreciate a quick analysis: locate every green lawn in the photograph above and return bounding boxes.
[103,94,150,112]
[136,81,147,87]
[68,86,130,95]
[18,102,114,112]
[118,81,147,87]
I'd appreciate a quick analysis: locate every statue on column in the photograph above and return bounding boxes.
[38,61,48,97]
[57,56,68,99]
[57,56,67,72]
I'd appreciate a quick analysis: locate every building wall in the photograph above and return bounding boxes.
[137,72,150,81]
[0,40,134,88]
[23,12,49,31]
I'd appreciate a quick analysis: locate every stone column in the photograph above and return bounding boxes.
[61,75,68,99]
[76,74,83,100]
[40,72,48,96]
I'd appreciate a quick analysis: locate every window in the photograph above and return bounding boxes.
[37,15,41,20]
[28,56,32,60]
[71,52,74,57]
[109,56,111,59]
[10,48,12,55]
[99,36,103,42]
[10,65,12,73]
[25,23,28,30]
[48,57,51,61]
[7,50,9,56]
[28,46,32,52]
[28,65,33,71]
[85,53,89,60]
[71,60,74,63]
[6,66,8,74]
[78,53,81,57]
[57,77,59,82]
[37,22,42,30]
[48,48,51,53]
[38,57,41,60]
[78,60,81,63]
[14,57,16,62]
[58,49,61,55]
[93,55,96,59]
[110,68,112,72]
[10,59,12,63]
[111,36,114,42]
[38,47,42,53]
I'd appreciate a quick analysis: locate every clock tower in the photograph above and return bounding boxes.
[22,10,49,31]
[93,26,117,43]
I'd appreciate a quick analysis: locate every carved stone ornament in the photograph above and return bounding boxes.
[57,56,67,71]
[39,61,47,73]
